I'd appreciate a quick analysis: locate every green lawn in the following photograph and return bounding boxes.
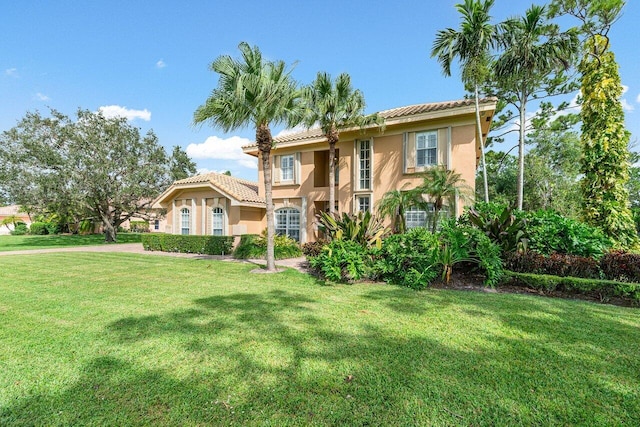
[1,253,639,426]
[0,233,142,251]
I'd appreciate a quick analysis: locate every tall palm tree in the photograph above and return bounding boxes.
[431,0,496,204]
[194,42,301,271]
[493,5,578,210]
[302,72,383,215]
[415,166,472,233]
[376,188,421,234]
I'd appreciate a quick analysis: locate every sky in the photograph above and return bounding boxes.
[2,0,639,181]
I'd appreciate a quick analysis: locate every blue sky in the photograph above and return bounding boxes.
[2,1,639,181]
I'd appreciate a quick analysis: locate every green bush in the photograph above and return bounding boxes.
[316,210,387,248]
[129,221,150,233]
[525,210,611,258]
[372,227,441,290]
[29,222,48,235]
[462,202,527,254]
[141,233,234,255]
[505,271,640,304]
[45,221,60,235]
[308,239,370,283]
[232,233,302,260]
[10,223,28,235]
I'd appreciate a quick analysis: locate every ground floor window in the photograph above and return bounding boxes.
[180,208,190,235]
[275,208,300,241]
[405,204,449,231]
[154,220,159,230]
[356,195,371,213]
[212,207,224,236]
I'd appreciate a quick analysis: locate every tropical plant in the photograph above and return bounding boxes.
[302,72,383,215]
[432,0,497,203]
[464,202,527,254]
[414,166,472,233]
[0,215,22,231]
[193,42,302,271]
[492,4,579,210]
[376,188,422,234]
[308,239,370,283]
[316,210,387,249]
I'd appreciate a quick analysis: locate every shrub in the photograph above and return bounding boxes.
[233,233,302,260]
[10,223,28,235]
[45,221,60,235]
[308,239,370,283]
[504,251,601,280]
[505,271,640,304]
[141,233,234,255]
[525,210,611,258]
[29,222,48,235]
[372,227,441,290]
[301,240,326,257]
[462,202,527,254]
[130,221,150,233]
[600,251,640,283]
[316,210,387,248]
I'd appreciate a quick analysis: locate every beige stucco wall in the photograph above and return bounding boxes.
[255,114,481,241]
[162,188,263,237]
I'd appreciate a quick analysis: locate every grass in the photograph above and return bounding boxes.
[1,253,639,426]
[0,233,142,251]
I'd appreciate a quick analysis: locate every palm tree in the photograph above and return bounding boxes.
[493,5,578,210]
[376,188,421,234]
[431,0,496,204]
[193,42,301,271]
[415,166,472,233]
[302,72,383,215]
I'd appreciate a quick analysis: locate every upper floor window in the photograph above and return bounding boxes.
[212,207,224,236]
[275,208,300,242]
[281,154,294,181]
[180,208,190,235]
[416,131,437,167]
[358,140,371,190]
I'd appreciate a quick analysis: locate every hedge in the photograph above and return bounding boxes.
[141,233,234,255]
[505,271,640,304]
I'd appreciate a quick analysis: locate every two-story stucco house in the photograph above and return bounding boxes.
[153,98,497,243]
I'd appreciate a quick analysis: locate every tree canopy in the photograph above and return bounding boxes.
[0,109,176,242]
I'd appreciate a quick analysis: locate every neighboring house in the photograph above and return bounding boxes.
[0,205,31,235]
[152,173,265,237]
[155,98,497,243]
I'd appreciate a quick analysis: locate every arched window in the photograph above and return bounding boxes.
[275,208,300,241]
[180,208,190,235]
[212,207,224,236]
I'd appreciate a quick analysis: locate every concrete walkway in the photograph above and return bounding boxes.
[0,242,310,273]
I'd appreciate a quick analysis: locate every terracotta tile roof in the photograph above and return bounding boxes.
[249,97,497,147]
[175,172,264,204]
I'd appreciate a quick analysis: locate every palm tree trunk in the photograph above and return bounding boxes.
[258,124,276,271]
[328,128,339,215]
[475,86,489,203]
[517,95,526,211]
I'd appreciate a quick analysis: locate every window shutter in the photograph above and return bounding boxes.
[273,155,281,184]
[294,152,301,184]
[406,132,416,171]
[438,128,448,166]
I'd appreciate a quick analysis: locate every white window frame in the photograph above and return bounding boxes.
[357,139,371,190]
[281,154,294,182]
[416,131,437,167]
[180,207,190,235]
[356,195,371,213]
[275,208,300,242]
[212,207,224,236]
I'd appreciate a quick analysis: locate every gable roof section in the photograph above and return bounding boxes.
[153,172,264,207]
[242,97,498,153]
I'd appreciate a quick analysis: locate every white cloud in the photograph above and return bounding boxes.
[98,105,151,121]
[187,135,257,170]
[156,59,166,69]
[636,93,640,104]
[621,98,634,112]
[622,85,629,95]
[5,68,18,78]
[35,92,50,101]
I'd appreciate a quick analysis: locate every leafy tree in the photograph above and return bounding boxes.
[1,215,23,231]
[302,72,382,215]
[193,42,301,271]
[431,0,496,203]
[169,146,197,182]
[415,166,472,233]
[550,0,636,247]
[0,109,171,242]
[492,4,579,210]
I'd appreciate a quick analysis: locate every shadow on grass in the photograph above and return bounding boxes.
[0,233,142,250]
[3,287,639,425]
